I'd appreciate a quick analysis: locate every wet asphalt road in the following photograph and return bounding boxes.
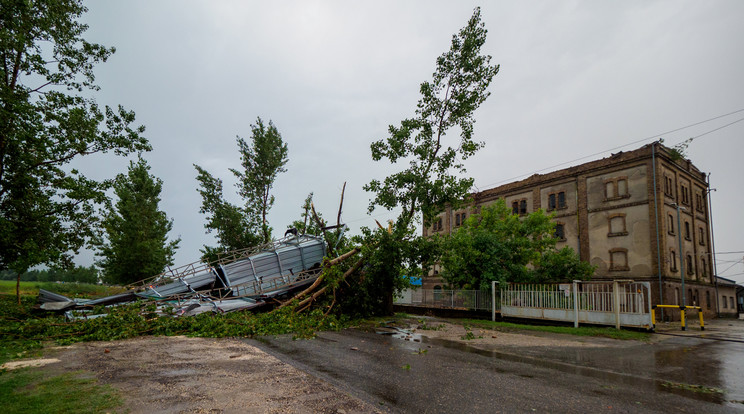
[250,322,744,413]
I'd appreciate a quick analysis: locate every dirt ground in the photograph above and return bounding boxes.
[33,336,382,414]
[4,320,653,413]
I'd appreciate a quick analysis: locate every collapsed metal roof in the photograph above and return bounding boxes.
[39,233,327,319]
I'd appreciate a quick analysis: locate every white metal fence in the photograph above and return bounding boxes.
[500,281,653,329]
[395,288,493,311]
[395,281,653,329]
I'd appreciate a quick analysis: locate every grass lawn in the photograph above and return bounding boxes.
[456,318,651,341]
[0,368,123,414]
[0,280,126,298]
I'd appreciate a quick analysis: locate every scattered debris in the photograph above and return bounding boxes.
[38,234,328,319]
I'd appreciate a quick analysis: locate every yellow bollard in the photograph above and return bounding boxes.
[651,307,656,329]
[698,308,705,331]
[680,307,686,331]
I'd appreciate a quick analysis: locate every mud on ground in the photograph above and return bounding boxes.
[36,336,381,414]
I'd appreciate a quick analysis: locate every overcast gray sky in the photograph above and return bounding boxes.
[73,1,744,283]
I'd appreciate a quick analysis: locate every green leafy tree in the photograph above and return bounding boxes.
[0,0,150,302]
[358,7,499,315]
[364,7,499,231]
[194,165,260,262]
[195,117,288,259]
[231,117,289,244]
[94,158,179,285]
[439,200,594,290]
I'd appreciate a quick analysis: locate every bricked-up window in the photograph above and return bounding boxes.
[512,201,519,215]
[670,250,677,271]
[547,191,567,211]
[686,254,694,276]
[701,258,707,277]
[609,248,629,271]
[519,199,527,215]
[668,214,675,235]
[684,221,691,240]
[695,193,705,213]
[555,223,566,240]
[706,291,711,309]
[608,214,628,237]
[698,227,705,245]
[604,177,629,201]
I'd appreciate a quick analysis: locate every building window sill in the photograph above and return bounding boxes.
[608,231,628,237]
[604,195,631,202]
[609,266,630,272]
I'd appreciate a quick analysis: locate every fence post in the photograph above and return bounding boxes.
[573,280,579,328]
[613,280,621,330]
[492,281,496,321]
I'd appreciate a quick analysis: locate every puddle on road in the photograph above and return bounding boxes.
[377,324,733,405]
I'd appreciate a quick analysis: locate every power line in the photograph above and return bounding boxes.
[478,107,744,190]
[716,251,744,255]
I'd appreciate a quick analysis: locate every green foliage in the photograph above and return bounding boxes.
[456,318,650,341]
[364,7,499,230]
[336,227,438,317]
[352,8,497,317]
[195,117,288,259]
[0,0,150,282]
[0,294,348,365]
[194,165,260,263]
[93,157,179,285]
[439,200,594,289]
[0,280,124,297]
[232,117,289,244]
[0,369,123,413]
[0,265,99,284]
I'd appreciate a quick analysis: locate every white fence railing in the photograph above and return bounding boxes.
[395,289,493,311]
[500,281,653,329]
[396,281,653,330]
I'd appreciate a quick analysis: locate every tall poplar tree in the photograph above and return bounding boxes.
[195,117,288,258]
[0,0,150,302]
[95,158,179,285]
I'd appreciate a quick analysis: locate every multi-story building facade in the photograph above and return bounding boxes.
[423,142,718,319]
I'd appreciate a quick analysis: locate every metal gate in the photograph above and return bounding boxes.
[498,280,653,329]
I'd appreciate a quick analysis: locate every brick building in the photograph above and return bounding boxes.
[423,142,719,319]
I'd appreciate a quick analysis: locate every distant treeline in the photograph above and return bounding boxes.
[0,266,99,284]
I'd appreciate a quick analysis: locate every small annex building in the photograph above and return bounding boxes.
[423,142,720,320]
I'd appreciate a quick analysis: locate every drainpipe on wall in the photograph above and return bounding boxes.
[652,142,664,320]
[707,173,720,317]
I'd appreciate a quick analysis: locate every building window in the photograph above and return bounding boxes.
[555,223,566,241]
[604,177,629,201]
[695,193,705,213]
[668,214,675,235]
[454,212,466,227]
[706,291,711,309]
[547,191,567,211]
[608,214,628,237]
[433,217,443,232]
[519,199,527,215]
[680,185,690,205]
[609,248,629,271]
[670,250,677,272]
[698,228,705,245]
[512,201,519,215]
[684,221,691,240]
[701,258,707,277]
[686,254,694,276]
[723,296,728,308]
[675,288,679,305]
[664,176,674,197]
